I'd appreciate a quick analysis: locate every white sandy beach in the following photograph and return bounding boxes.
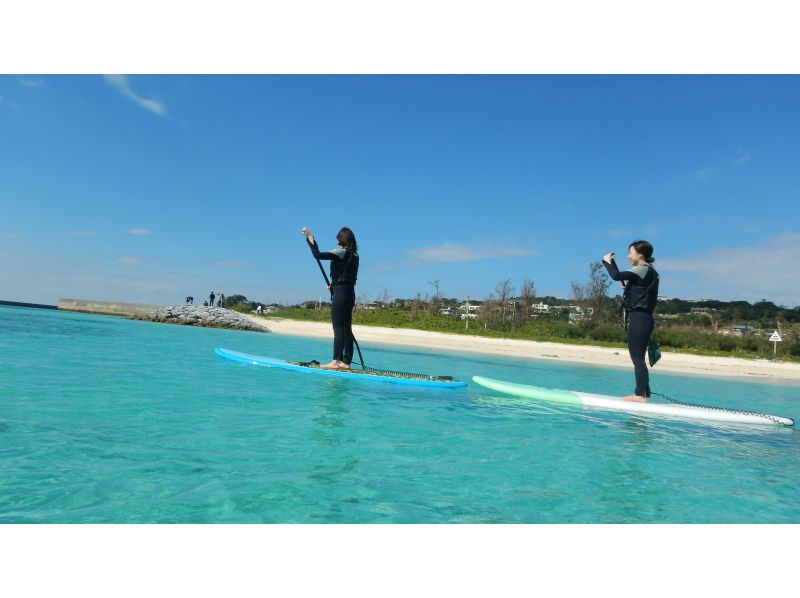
[243,315,800,383]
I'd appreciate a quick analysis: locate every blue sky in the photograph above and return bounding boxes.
[1,75,799,307]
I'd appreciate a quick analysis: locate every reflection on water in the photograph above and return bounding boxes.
[307,380,361,508]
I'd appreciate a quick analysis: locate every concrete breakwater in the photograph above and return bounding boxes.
[59,298,169,316]
[131,305,269,332]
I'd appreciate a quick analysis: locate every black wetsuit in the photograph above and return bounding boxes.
[603,259,660,397]
[307,239,360,364]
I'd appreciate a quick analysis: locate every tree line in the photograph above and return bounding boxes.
[225,261,800,359]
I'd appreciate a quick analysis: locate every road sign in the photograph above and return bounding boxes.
[770,331,782,358]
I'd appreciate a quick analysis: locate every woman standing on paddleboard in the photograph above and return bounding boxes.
[302,226,360,370]
[602,240,659,402]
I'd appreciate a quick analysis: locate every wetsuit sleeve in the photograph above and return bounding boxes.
[602,259,641,284]
[307,238,342,261]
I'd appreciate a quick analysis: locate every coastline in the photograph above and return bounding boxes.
[244,314,800,383]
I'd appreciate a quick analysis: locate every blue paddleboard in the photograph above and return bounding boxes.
[215,347,467,388]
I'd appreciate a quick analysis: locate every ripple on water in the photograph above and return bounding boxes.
[1,305,799,523]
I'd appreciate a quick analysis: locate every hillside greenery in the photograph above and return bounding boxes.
[238,305,800,362]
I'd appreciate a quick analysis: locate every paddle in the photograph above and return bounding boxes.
[303,227,366,369]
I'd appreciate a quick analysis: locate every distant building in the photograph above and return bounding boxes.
[531,302,551,314]
[456,302,480,321]
[567,305,594,324]
[726,325,755,336]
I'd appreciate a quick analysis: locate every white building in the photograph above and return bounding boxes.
[567,305,594,324]
[531,302,551,314]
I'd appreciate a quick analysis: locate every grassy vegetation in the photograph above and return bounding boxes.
[246,306,800,363]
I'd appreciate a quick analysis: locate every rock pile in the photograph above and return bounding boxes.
[131,305,268,332]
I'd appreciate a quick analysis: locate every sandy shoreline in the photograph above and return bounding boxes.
[243,315,800,383]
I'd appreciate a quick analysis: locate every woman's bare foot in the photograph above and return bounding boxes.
[320,360,341,370]
[338,363,351,370]
[623,395,648,403]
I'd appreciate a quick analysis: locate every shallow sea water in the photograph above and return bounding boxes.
[1,305,798,523]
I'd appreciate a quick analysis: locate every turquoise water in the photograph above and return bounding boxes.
[1,305,799,523]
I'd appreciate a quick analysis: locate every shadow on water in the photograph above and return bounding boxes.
[307,380,360,485]
[598,439,674,523]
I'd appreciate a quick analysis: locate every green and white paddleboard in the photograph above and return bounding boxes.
[472,376,794,427]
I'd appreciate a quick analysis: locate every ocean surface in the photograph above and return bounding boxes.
[1,304,798,523]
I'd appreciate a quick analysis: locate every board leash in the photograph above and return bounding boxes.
[651,391,786,425]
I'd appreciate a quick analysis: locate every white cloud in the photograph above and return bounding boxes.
[104,75,166,116]
[692,165,715,180]
[117,256,144,265]
[18,78,43,88]
[127,228,151,235]
[0,93,17,109]
[658,233,800,306]
[0,231,21,238]
[70,230,98,237]
[732,151,750,167]
[371,241,539,272]
[0,250,307,306]
[212,260,251,269]
[408,242,538,263]
[693,148,750,180]
[608,228,633,239]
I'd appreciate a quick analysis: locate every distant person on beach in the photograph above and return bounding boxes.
[217,293,224,307]
[602,240,660,403]
[203,300,208,307]
[209,291,216,306]
[256,305,262,314]
[186,296,193,305]
[302,226,359,370]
